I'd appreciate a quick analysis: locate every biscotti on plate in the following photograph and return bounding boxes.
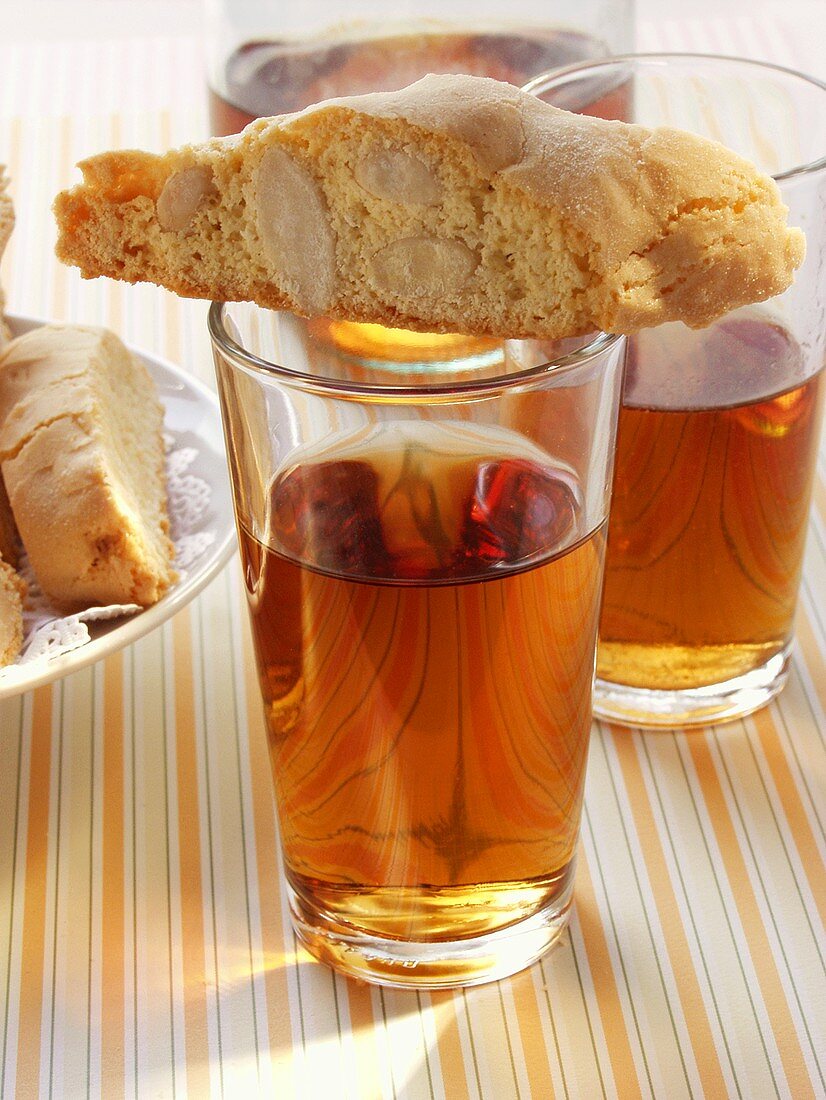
[0,324,177,611]
[54,74,804,339]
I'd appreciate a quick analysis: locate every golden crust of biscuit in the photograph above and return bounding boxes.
[54,75,804,339]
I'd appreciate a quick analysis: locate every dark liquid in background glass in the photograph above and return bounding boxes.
[208,28,623,136]
[208,28,626,365]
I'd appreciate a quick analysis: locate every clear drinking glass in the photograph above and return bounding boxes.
[204,0,633,373]
[210,305,626,987]
[526,56,826,727]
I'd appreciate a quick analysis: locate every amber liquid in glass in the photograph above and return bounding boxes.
[208,26,621,367]
[239,426,605,942]
[598,316,825,690]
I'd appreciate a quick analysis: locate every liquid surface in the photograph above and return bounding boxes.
[623,313,812,410]
[240,427,604,939]
[599,316,825,690]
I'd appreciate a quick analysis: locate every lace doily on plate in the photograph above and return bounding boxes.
[11,435,216,669]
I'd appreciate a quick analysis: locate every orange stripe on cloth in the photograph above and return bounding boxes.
[796,605,826,719]
[506,968,559,1100]
[575,848,643,1100]
[610,729,728,1097]
[688,736,817,1099]
[14,688,52,1100]
[751,706,826,931]
[238,580,299,1069]
[428,990,472,1100]
[345,981,386,1100]
[172,608,211,1098]
[99,653,126,1099]
[811,472,826,525]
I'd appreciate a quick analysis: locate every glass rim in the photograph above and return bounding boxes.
[208,301,624,399]
[522,51,826,183]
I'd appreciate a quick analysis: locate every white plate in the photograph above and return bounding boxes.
[0,315,236,699]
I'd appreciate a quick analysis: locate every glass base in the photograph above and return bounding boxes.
[593,643,792,728]
[287,874,574,989]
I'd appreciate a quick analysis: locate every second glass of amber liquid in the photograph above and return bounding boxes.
[528,56,826,727]
[210,305,625,987]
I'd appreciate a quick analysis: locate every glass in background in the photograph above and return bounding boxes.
[527,55,826,727]
[206,0,634,134]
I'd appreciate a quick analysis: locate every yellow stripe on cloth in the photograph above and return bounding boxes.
[172,608,213,1098]
[15,688,53,1100]
[688,736,819,1099]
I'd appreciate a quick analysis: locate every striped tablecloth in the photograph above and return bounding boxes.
[0,9,824,1098]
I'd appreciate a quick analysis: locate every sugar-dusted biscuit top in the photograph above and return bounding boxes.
[0,324,176,610]
[54,74,804,339]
